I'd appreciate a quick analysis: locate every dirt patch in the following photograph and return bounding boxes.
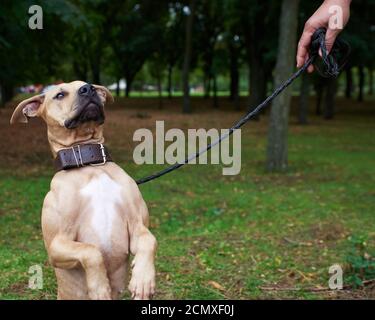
[1,96,374,174]
[309,221,348,241]
[5,280,28,295]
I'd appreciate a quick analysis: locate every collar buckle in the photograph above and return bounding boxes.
[90,143,107,166]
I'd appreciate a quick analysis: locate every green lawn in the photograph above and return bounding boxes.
[0,98,374,299]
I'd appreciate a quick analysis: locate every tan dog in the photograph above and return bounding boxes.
[10,81,157,300]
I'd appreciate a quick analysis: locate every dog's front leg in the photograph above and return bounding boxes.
[128,225,157,300]
[49,235,111,300]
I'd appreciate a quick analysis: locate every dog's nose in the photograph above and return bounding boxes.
[78,84,95,97]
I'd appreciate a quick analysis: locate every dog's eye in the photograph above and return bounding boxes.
[54,92,65,100]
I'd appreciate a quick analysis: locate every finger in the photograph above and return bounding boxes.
[296,26,314,68]
[325,28,340,54]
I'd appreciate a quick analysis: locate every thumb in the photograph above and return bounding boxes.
[325,28,340,54]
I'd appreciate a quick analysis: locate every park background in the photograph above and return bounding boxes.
[0,0,374,299]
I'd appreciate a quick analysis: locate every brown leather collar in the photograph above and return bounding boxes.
[54,143,113,172]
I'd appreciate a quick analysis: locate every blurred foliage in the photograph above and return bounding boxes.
[345,234,375,287]
[0,0,374,104]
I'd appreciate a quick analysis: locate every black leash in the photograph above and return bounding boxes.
[136,28,350,185]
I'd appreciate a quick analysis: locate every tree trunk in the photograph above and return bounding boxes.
[157,75,163,109]
[73,61,88,82]
[182,0,196,114]
[125,75,134,98]
[116,79,120,97]
[323,78,338,119]
[229,44,240,110]
[316,88,323,115]
[249,53,266,112]
[345,67,353,99]
[247,42,266,121]
[314,79,324,116]
[204,76,211,99]
[0,83,14,107]
[212,73,218,108]
[369,66,374,95]
[167,64,173,99]
[358,65,365,102]
[91,53,101,84]
[266,0,299,172]
[298,72,310,124]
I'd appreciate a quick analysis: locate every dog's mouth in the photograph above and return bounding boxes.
[64,101,105,129]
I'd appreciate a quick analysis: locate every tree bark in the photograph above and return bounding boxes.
[73,61,88,83]
[229,43,240,110]
[298,73,310,124]
[125,75,134,98]
[345,67,353,99]
[212,73,218,108]
[0,83,14,107]
[204,76,211,99]
[314,78,325,116]
[167,64,173,99]
[249,48,266,113]
[323,77,338,119]
[358,65,365,102]
[91,52,101,84]
[157,74,163,109]
[316,88,323,116]
[266,0,299,172]
[369,66,374,95]
[116,79,120,97]
[182,0,196,114]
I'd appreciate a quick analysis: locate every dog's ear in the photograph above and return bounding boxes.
[10,94,45,124]
[93,85,114,104]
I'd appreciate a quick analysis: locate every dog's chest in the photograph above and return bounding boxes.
[80,173,123,250]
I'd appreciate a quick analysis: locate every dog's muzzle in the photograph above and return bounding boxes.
[64,84,105,129]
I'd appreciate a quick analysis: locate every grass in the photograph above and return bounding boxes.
[0,96,374,299]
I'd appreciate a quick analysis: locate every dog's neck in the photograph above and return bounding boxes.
[47,123,105,158]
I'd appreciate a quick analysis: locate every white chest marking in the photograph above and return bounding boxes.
[80,174,123,250]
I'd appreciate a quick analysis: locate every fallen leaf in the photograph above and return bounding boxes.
[208,281,225,291]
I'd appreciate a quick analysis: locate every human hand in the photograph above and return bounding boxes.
[296,0,351,72]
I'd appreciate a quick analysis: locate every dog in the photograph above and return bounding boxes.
[10,81,157,300]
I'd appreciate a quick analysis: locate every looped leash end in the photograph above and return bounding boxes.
[309,27,350,78]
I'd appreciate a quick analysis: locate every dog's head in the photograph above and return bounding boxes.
[10,81,114,154]
[10,81,113,128]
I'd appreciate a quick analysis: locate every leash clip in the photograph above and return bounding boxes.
[90,143,107,166]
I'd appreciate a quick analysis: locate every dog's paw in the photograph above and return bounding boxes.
[88,285,112,300]
[128,267,155,300]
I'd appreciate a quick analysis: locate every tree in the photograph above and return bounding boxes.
[236,0,279,116]
[345,66,353,99]
[196,0,224,99]
[182,0,196,114]
[0,0,72,106]
[111,1,168,97]
[323,78,338,120]
[298,73,311,124]
[149,52,166,109]
[266,0,299,172]
[222,0,245,110]
[164,3,185,99]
